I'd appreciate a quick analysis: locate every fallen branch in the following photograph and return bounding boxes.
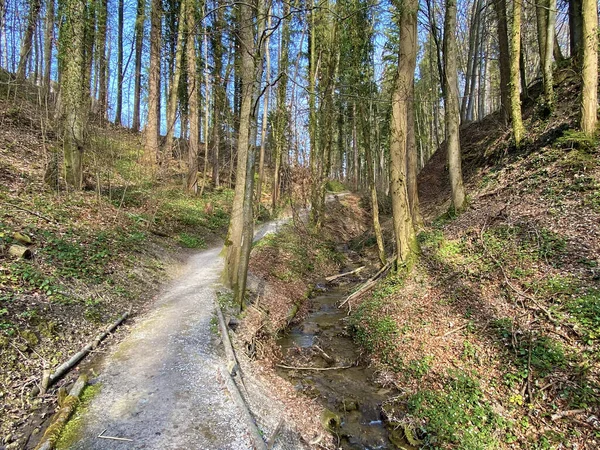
[2,202,57,224]
[33,310,130,395]
[276,363,354,371]
[266,418,284,450]
[220,366,267,450]
[313,345,334,363]
[97,429,133,442]
[339,260,393,309]
[551,409,587,421]
[325,266,365,282]
[437,323,470,338]
[34,375,88,450]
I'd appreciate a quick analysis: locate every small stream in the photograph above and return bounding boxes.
[276,281,413,449]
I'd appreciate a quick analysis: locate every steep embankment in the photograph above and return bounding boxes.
[0,79,233,448]
[348,69,600,448]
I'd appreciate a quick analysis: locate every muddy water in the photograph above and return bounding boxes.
[277,284,409,449]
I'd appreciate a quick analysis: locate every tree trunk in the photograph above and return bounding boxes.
[444,0,466,211]
[493,0,511,124]
[256,7,271,206]
[362,101,386,266]
[390,0,418,266]
[568,0,583,62]
[132,0,145,132]
[406,81,423,228]
[210,0,225,187]
[509,0,525,146]
[580,0,597,135]
[225,0,255,294]
[165,0,185,159]
[271,0,290,211]
[114,0,123,125]
[145,0,161,167]
[200,19,210,196]
[58,0,87,189]
[43,0,54,95]
[96,0,108,120]
[461,0,482,122]
[16,0,41,80]
[186,0,199,193]
[536,0,555,108]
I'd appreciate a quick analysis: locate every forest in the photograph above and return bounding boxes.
[0,0,599,447]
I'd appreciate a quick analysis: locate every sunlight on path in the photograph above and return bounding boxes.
[71,247,254,449]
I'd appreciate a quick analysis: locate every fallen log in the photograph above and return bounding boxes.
[220,366,267,450]
[325,266,365,282]
[9,244,32,259]
[339,260,393,309]
[216,305,239,375]
[34,375,88,450]
[13,231,33,244]
[276,363,354,371]
[33,310,130,396]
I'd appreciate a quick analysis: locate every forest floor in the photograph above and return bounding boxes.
[342,69,600,449]
[0,76,243,448]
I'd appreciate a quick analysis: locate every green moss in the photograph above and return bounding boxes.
[55,383,102,450]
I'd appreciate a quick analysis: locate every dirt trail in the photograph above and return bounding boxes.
[67,245,258,449]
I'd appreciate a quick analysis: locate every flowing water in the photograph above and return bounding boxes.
[277,283,414,449]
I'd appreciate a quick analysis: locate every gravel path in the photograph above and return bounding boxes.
[70,246,256,449]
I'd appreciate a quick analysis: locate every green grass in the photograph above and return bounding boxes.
[407,371,505,449]
[350,297,402,369]
[566,289,600,343]
[177,232,205,249]
[325,179,346,192]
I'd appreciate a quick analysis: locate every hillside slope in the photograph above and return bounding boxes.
[0,79,233,448]
[349,69,600,449]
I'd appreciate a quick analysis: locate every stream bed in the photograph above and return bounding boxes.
[276,283,414,449]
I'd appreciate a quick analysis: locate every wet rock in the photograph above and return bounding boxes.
[302,323,320,335]
[341,398,359,412]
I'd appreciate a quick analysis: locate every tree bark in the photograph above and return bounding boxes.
[509,0,525,146]
[225,0,256,294]
[390,0,418,265]
[256,7,271,206]
[114,0,123,125]
[132,0,145,132]
[16,0,41,80]
[145,0,162,167]
[210,0,225,187]
[58,0,87,189]
[406,81,423,228]
[493,0,511,125]
[580,0,597,135]
[444,0,466,211]
[43,0,54,95]
[568,0,583,62]
[96,0,108,120]
[186,0,199,193]
[536,0,556,108]
[165,0,185,159]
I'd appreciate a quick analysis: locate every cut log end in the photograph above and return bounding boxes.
[9,244,32,259]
